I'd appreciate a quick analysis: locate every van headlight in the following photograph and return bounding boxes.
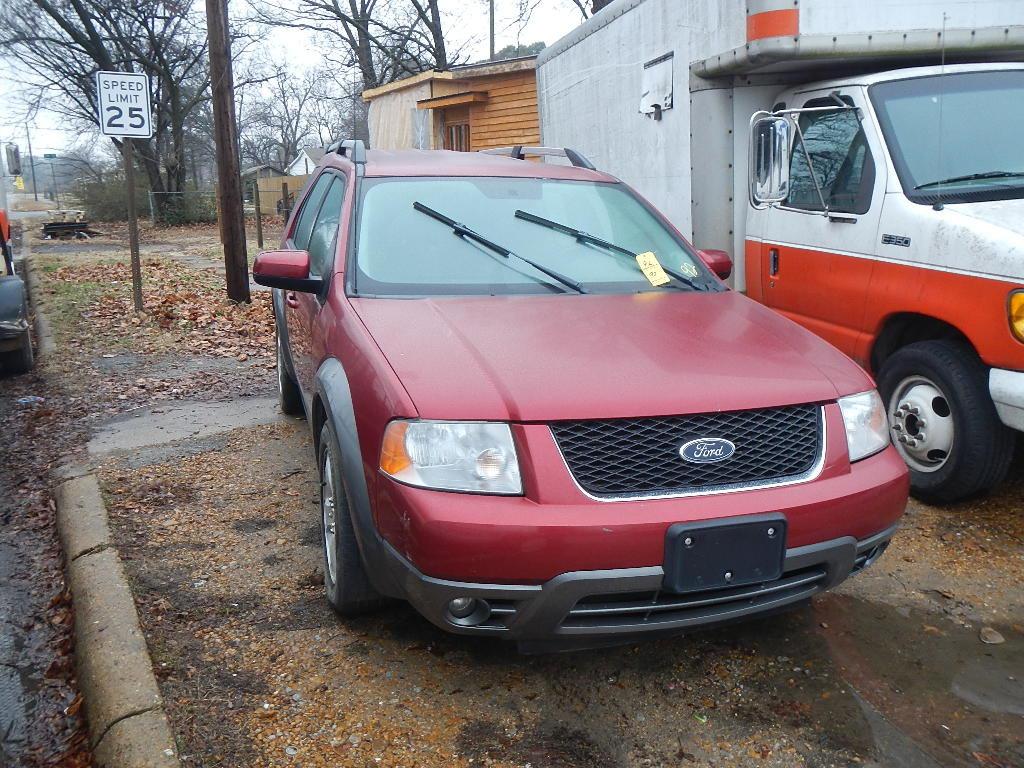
[838,390,889,462]
[379,420,522,494]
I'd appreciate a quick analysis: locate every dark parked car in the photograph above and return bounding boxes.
[0,211,32,375]
[253,142,908,650]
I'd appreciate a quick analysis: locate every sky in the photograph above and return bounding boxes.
[0,0,585,157]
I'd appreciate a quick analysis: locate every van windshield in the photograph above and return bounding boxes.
[352,177,717,296]
[870,70,1024,204]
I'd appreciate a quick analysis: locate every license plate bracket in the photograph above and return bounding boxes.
[663,515,787,594]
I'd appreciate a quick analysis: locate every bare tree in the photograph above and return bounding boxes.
[253,1,464,92]
[0,0,258,213]
[239,64,319,169]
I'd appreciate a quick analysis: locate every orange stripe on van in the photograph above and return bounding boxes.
[746,9,799,41]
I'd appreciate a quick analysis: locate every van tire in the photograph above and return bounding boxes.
[277,329,303,416]
[318,421,384,616]
[877,340,1014,504]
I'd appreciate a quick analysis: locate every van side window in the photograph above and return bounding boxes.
[786,97,875,215]
[291,174,333,250]
[307,177,346,277]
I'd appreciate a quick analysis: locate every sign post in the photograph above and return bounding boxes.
[96,71,152,313]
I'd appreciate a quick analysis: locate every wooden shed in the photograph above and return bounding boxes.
[362,56,540,153]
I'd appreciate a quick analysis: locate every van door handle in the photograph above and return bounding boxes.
[769,248,779,276]
[285,291,299,308]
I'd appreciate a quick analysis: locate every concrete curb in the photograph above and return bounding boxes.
[55,474,180,768]
[21,235,56,358]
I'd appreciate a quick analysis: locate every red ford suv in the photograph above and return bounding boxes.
[253,141,908,650]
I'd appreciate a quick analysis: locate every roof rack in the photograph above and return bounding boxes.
[478,145,596,171]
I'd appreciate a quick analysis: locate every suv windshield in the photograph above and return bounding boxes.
[353,177,717,296]
[870,70,1024,204]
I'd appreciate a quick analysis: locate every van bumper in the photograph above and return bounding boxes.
[990,368,1024,432]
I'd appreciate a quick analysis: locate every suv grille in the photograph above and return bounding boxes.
[551,404,821,498]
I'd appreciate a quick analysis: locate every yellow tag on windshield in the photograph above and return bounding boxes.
[635,251,671,287]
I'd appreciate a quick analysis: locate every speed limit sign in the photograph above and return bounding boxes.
[95,71,153,138]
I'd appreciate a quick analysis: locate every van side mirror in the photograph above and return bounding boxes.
[697,249,732,280]
[252,249,322,293]
[749,115,791,206]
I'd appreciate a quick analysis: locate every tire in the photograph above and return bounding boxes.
[877,340,1015,504]
[4,328,34,375]
[276,328,303,416]
[318,420,384,616]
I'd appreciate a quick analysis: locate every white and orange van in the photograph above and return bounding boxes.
[747,63,1023,502]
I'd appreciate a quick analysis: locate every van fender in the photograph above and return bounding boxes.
[313,357,401,598]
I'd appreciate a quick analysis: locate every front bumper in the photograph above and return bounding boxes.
[990,368,1024,432]
[381,524,896,647]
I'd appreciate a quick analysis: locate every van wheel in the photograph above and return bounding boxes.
[277,329,303,416]
[878,340,1014,504]
[318,421,383,616]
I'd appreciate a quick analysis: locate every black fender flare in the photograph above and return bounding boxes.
[313,357,401,598]
[271,288,298,381]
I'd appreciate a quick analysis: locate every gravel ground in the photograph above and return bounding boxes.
[90,420,1024,768]
[20,223,1024,768]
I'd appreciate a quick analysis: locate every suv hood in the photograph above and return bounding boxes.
[352,291,872,422]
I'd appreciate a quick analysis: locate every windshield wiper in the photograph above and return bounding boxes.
[915,171,1024,190]
[412,202,585,294]
[513,209,706,291]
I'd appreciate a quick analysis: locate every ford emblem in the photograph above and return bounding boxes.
[679,437,736,463]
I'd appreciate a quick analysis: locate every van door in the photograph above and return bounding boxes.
[761,90,886,362]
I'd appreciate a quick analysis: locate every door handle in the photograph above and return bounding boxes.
[769,248,779,277]
[285,291,299,308]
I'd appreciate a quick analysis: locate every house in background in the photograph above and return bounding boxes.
[362,56,539,152]
[287,147,326,176]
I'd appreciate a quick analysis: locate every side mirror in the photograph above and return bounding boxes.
[252,250,321,292]
[698,249,732,280]
[749,115,791,206]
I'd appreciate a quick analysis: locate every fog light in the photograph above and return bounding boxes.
[448,597,477,618]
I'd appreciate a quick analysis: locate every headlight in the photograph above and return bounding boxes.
[1009,290,1024,342]
[838,390,889,462]
[379,420,522,494]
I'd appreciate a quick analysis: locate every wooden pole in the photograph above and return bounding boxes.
[205,0,250,303]
[253,180,263,249]
[122,138,143,313]
[281,181,290,222]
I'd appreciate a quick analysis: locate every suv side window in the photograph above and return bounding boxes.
[786,97,875,215]
[307,176,346,277]
[291,174,332,250]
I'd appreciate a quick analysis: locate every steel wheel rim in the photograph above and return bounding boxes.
[887,375,955,473]
[322,450,338,584]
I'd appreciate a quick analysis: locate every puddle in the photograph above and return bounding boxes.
[814,594,1024,766]
[87,396,281,455]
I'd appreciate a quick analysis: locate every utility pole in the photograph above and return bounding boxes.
[489,0,495,60]
[205,0,250,303]
[24,124,38,201]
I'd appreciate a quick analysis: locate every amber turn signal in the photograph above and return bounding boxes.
[1010,290,1024,343]
[379,421,411,475]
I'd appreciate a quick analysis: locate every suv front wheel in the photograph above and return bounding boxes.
[318,421,383,615]
[878,340,1014,504]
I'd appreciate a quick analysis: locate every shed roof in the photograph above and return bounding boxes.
[362,56,536,101]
